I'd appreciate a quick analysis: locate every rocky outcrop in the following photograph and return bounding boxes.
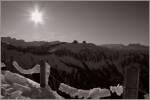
[1,71,63,99]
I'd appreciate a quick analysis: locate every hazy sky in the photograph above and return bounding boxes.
[1,1,149,45]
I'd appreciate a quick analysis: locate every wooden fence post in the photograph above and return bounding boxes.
[40,60,46,88]
[123,64,140,99]
[40,60,51,88]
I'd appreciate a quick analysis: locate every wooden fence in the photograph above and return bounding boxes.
[9,60,141,98]
[39,60,140,99]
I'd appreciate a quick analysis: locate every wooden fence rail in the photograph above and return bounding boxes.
[40,60,51,88]
[8,61,141,98]
[39,61,140,99]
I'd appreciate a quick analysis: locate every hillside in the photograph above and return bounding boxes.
[1,37,149,98]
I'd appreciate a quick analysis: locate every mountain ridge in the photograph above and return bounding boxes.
[1,36,148,48]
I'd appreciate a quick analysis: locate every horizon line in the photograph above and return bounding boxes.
[1,36,149,47]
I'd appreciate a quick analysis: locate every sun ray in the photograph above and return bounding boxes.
[30,8,43,24]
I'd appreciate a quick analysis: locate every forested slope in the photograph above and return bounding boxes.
[1,37,149,98]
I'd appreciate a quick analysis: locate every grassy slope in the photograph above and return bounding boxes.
[1,38,149,95]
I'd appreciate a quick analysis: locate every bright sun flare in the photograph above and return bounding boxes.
[31,9,43,24]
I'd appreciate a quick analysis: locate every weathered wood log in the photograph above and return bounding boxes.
[12,61,40,74]
[40,60,46,88]
[40,60,51,88]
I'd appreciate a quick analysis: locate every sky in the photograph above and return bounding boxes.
[1,1,149,45]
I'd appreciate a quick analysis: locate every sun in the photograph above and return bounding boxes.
[30,9,43,24]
